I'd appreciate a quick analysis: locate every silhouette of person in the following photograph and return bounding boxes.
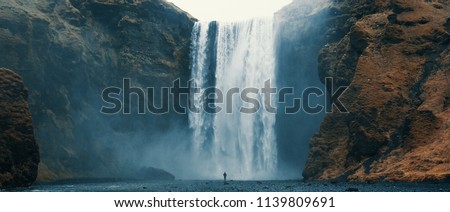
[223,172,227,184]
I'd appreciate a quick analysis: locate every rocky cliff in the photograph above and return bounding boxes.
[0,68,40,188]
[0,0,195,181]
[303,0,450,182]
[274,0,332,177]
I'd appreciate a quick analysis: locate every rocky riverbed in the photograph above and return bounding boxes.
[8,180,450,192]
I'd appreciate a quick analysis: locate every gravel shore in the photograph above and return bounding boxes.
[14,180,450,192]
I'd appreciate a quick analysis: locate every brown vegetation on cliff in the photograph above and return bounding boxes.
[303,0,450,182]
[0,68,40,188]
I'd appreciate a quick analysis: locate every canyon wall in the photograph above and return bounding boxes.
[0,0,194,181]
[303,0,450,182]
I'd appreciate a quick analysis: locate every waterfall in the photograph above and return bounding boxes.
[189,18,277,180]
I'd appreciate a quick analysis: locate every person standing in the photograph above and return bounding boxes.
[223,172,227,184]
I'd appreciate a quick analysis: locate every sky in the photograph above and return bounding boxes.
[167,0,293,22]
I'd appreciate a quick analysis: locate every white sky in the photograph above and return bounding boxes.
[167,0,293,22]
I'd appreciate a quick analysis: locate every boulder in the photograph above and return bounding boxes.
[0,68,40,188]
[137,167,175,181]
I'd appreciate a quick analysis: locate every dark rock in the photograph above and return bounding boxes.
[389,3,414,14]
[388,14,399,24]
[137,167,175,181]
[0,0,195,181]
[345,188,359,192]
[0,68,40,188]
[445,18,450,32]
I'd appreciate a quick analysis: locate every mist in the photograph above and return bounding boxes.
[150,0,332,180]
[274,0,332,179]
[5,0,333,181]
[96,0,334,180]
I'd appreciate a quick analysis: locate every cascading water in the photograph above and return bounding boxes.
[189,18,277,180]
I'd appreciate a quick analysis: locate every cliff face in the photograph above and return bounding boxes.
[303,0,450,182]
[273,0,331,176]
[0,68,40,188]
[0,0,195,181]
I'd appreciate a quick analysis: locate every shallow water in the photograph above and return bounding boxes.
[8,180,450,192]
